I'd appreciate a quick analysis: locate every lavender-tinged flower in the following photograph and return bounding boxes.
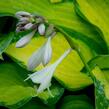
[25,48,72,95]
[38,23,45,35]
[24,23,33,30]
[15,11,31,19]
[16,30,36,48]
[16,20,29,27]
[19,17,30,22]
[27,36,52,71]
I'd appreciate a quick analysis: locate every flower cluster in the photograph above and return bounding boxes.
[15,11,56,48]
[15,11,72,96]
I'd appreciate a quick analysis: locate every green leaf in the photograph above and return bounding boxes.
[82,55,109,72]
[74,0,109,49]
[0,55,3,60]
[57,26,103,54]
[59,95,94,109]
[0,0,107,53]
[0,62,36,109]
[5,33,93,91]
[92,67,109,109]
[0,16,17,55]
[50,0,63,3]
[38,82,64,105]
[20,98,55,109]
[0,61,64,108]
[0,32,14,55]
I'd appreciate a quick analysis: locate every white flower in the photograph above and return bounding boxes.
[19,17,30,22]
[38,23,46,35]
[15,11,31,19]
[16,20,29,27]
[24,23,33,30]
[27,36,52,71]
[16,30,36,48]
[25,48,72,95]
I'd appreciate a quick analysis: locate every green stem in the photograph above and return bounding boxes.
[76,47,94,78]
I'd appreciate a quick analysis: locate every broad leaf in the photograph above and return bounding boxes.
[74,0,109,49]
[82,57,109,109]
[59,95,94,109]
[82,55,109,72]
[6,33,93,90]
[0,62,36,109]
[0,0,107,53]
[0,32,14,55]
[38,82,64,105]
[0,16,16,55]
[0,61,64,108]
[92,67,109,109]
[20,98,55,109]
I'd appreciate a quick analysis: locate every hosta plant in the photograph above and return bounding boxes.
[0,0,109,109]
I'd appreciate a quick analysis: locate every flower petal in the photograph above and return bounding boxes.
[16,20,29,26]
[38,23,45,35]
[26,65,53,83]
[19,17,29,22]
[37,75,51,94]
[15,11,31,19]
[16,30,36,48]
[42,37,52,66]
[26,48,72,94]
[27,44,45,71]
[24,23,33,30]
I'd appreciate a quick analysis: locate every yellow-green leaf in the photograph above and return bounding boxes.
[74,0,109,49]
[0,0,107,53]
[6,33,93,90]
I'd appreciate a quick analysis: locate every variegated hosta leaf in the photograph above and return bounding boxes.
[82,55,109,109]
[0,61,64,108]
[20,98,55,109]
[92,67,109,109]
[0,32,14,55]
[0,17,16,55]
[59,95,94,109]
[6,33,93,90]
[74,0,109,49]
[82,55,109,72]
[0,0,107,53]
[0,62,36,109]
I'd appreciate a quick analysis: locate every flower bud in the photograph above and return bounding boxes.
[38,23,45,35]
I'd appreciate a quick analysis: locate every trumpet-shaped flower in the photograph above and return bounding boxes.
[16,30,36,48]
[25,48,72,95]
[27,36,52,71]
